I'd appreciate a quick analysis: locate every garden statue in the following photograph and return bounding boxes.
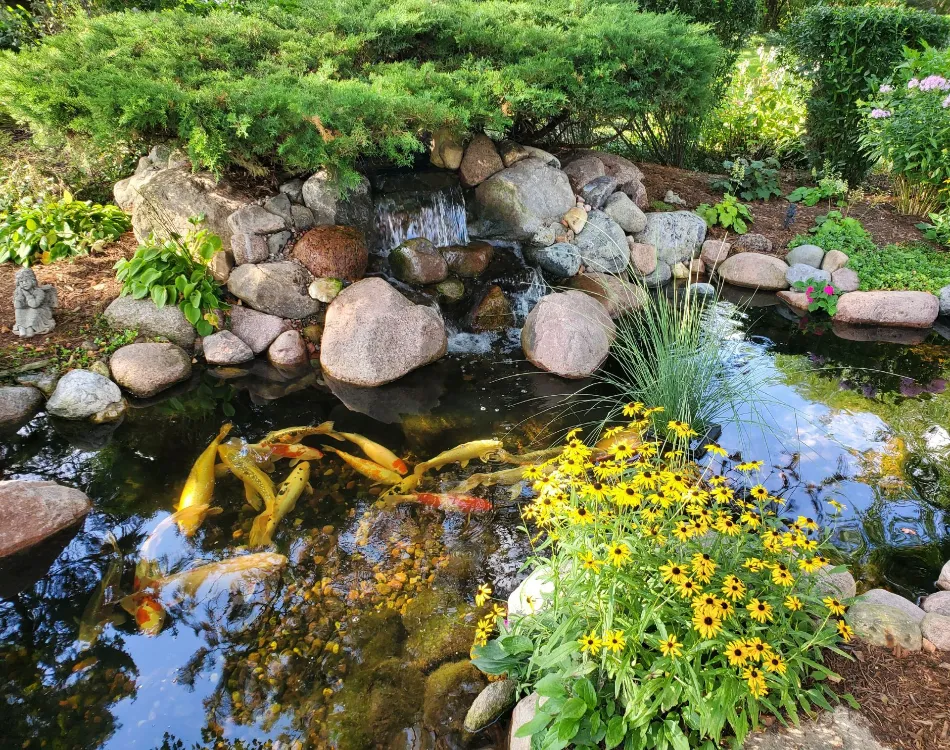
[13,267,58,338]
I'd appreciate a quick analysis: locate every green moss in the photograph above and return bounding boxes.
[422,660,486,733]
[402,590,477,671]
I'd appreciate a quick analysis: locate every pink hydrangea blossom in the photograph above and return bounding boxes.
[879,84,893,93]
[870,108,891,119]
[919,75,950,92]
[908,78,920,89]
[823,285,834,295]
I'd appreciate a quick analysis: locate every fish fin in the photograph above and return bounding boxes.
[216,423,233,442]
[460,459,470,468]
[305,483,314,496]
[214,463,230,479]
[289,458,300,468]
[244,485,263,511]
[317,422,344,440]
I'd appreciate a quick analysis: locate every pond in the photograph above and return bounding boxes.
[2,293,950,750]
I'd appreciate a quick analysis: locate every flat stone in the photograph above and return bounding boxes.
[390,238,449,285]
[921,612,950,650]
[109,342,192,398]
[320,278,447,387]
[0,386,43,428]
[603,191,646,233]
[521,146,560,168]
[860,588,925,622]
[521,291,615,378]
[202,330,254,365]
[578,175,618,210]
[463,679,517,733]
[291,225,368,282]
[435,278,466,302]
[308,277,343,303]
[923,590,950,617]
[459,134,504,188]
[498,140,530,167]
[525,243,581,278]
[786,264,831,287]
[832,267,860,293]
[263,193,293,224]
[835,291,939,328]
[228,262,320,319]
[821,249,849,273]
[440,242,493,278]
[104,296,196,350]
[628,240,658,276]
[785,244,824,268]
[777,291,809,314]
[566,273,646,318]
[47,370,124,421]
[848,601,922,650]
[633,211,707,266]
[16,371,58,397]
[643,260,672,288]
[575,210,628,273]
[227,204,286,236]
[734,233,773,254]
[228,305,290,355]
[0,480,91,558]
[563,155,605,192]
[267,230,292,256]
[209,250,233,284]
[690,282,716,298]
[717,253,789,290]
[743,706,888,750]
[509,693,540,750]
[700,239,730,271]
[231,233,269,265]
[268,330,308,368]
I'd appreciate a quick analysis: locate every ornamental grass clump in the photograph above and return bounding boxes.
[471,407,855,749]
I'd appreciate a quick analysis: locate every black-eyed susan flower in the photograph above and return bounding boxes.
[569,506,596,525]
[622,401,645,417]
[765,653,786,674]
[705,443,728,457]
[715,516,741,536]
[475,583,492,607]
[613,483,641,507]
[692,611,722,639]
[691,552,717,581]
[602,425,626,439]
[740,511,762,529]
[783,595,803,611]
[823,597,846,616]
[579,630,602,655]
[608,543,632,567]
[660,560,688,585]
[658,634,683,658]
[581,551,603,573]
[676,578,701,599]
[734,460,764,472]
[725,639,750,666]
[746,598,774,623]
[745,637,772,661]
[837,619,854,642]
[721,575,747,601]
[715,598,733,618]
[609,440,636,460]
[667,420,698,439]
[693,594,718,616]
[749,484,769,500]
[632,470,658,491]
[522,465,543,481]
[742,666,768,698]
[827,499,845,513]
[771,564,794,587]
[604,629,627,654]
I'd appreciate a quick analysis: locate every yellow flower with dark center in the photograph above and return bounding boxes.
[692,611,722,639]
[823,597,846,616]
[745,637,772,661]
[613,484,641,507]
[638,440,658,456]
[721,576,746,601]
[566,428,582,440]
[608,543,632,567]
[708,474,728,486]
[492,603,507,618]
[602,425,626,439]
[828,499,845,513]
[705,444,728,457]
[735,460,764,472]
[691,552,717,580]
[475,583,492,607]
[584,481,608,501]
[715,598,733,618]
[632,471,658,490]
[742,666,768,698]
[659,634,683,658]
[765,654,786,674]
[837,619,854,642]
[609,441,635,460]
[622,402,645,417]
[604,629,627,654]
[747,599,774,623]
[796,515,819,531]
[667,420,698,439]
[579,630,602,655]
[682,487,708,505]
[569,506,596,525]
[644,406,665,416]
[797,556,825,574]
[693,594,718,616]
[473,629,489,647]
[771,565,794,587]
[660,560,688,585]
[673,523,693,543]
[711,486,734,502]
[749,484,769,500]
[676,578,701,599]
[715,517,741,536]
[522,465,543,481]
[581,551,603,573]
[740,512,762,530]
[725,640,750,666]
[593,462,622,481]
[641,507,660,523]
[783,595,803,611]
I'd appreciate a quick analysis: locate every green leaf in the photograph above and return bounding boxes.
[182,302,201,325]
[575,678,597,710]
[514,711,553,738]
[499,634,535,655]
[561,697,588,721]
[535,674,567,699]
[150,285,169,308]
[195,319,213,336]
[557,717,581,742]
[605,716,625,749]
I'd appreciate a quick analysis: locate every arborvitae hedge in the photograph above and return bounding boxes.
[0,0,723,184]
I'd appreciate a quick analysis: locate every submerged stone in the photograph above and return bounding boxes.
[469,285,514,332]
[422,661,487,733]
[390,238,449,285]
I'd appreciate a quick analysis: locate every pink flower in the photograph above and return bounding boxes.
[879,84,893,93]
[919,75,950,92]
[908,78,920,89]
[823,285,834,295]
[806,285,814,295]
[943,94,950,109]
[870,108,891,119]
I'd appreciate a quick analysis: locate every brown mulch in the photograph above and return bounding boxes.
[826,645,950,750]
[640,163,927,253]
[0,232,135,371]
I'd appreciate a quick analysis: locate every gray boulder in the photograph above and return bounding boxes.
[522,291,615,378]
[848,601,922,650]
[47,369,124,421]
[567,273,646,318]
[0,386,43,429]
[301,169,373,234]
[832,267,860,293]
[268,330,309,369]
[521,146,560,168]
[743,706,888,750]
[267,230,292,256]
[279,178,304,203]
[939,284,950,317]
[291,204,315,231]
[525,242,581,278]
[263,193,293,224]
[574,210,628,273]
[786,264,831,287]
[734,233,773,254]
[562,154,606,191]
[815,565,857,600]
[231,233,269,265]
[16,371,58,397]
[463,679,517,733]
[202,330,255,365]
[0,480,92,558]
[110,343,192,398]
[785,243,824,268]
[603,192,647,234]
[578,175,618,209]
[633,211,707,266]
[922,612,950,650]
[923,590,950,617]
[821,249,849,273]
[473,158,575,241]
[228,262,320,319]
[104,296,196,350]
[228,305,290,354]
[320,278,447,387]
[643,260,672,288]
[859,588,925,623]
[717,253,789,291]
[227,204,286,236]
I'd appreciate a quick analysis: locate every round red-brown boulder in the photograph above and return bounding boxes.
[292,225,368,282]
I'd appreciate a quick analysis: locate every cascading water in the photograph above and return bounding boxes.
[373,182,469,255]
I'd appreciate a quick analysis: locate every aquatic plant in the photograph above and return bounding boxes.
[472,413,855,749]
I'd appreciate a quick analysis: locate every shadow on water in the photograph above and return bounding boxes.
[2,293,950,748]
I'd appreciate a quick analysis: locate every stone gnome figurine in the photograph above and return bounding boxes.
[13,267,58,338]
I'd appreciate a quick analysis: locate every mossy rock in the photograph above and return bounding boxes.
[403,589,478,671]
[422,660,487,733]
[344,607,407,666]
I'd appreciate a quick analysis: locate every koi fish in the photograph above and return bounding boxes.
[451,465,531,493]
[218,439,277,511]
[322,446,403,485]
[77,536,125,647]
[327,430,408,475]
[380,493,492,514]
[137,506,225,587]
[242,442,325,473]
[178,424,232,513]
[488,446,563,465]
[133,594,166,637]
[395,439,504,492]
[249,462,312,547]
[257,422,342,447]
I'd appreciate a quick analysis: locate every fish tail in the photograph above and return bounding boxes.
[216,423,233,443]
[317,422,344,440]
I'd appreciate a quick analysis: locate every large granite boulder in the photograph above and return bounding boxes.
[859,588,925,622]
[110,343,192,397]
[291,225,368,282]
[834,291,939,328]
[525,242,581,278]
[473,158,575,240]
[522,291,615,378]
[389,238,449,285]
[441,242,493,278]
[202,330,254,365]
[574,210,628,273]
[228,262,320,319]
[633,211,707,266]
[0,480,91,558]
[603,192,647,234]
[566,273,646,318]
[301,170,373,234]
[104,296,196,350]
[47,370,124,421]
[320,278,447,387]
[459,134,504,188]
[0,386,43,429]
[563,155,606,191]
[848,600,922,650]
[717,253,790,291]
[832,267,860,293]
[228,305,290,355]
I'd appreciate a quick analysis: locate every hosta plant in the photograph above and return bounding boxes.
[696,195,754,234]
[710,157,782,201]
[471,409,854,750]
[114,219,227,336]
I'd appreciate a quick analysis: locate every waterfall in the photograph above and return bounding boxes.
[511,266,548,325]
[373,184,469,255]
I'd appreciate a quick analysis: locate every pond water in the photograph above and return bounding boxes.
[3,289,950,750]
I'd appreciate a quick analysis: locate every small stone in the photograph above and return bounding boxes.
[309,277,344,303]
[47,370,124,421]
[469,285,514,332]
[734,233,773,254]
[821,249,849,273]
[860,588,925,622]
[87,360,110,380]
[529,224,557,247]
[525,242,581,278]
[937,285,950,318]
[268,330,309,368]
[279,178,304,204]
[209,250,233,284]
[441,242,493,278]
[430,128,465,170]
[628,240,658,277]
[938,559,950,591]
[603,191,647,234]
[0,386,43,428]
[229,305,290,355]
[578,175,618,210]
[16,371,58,397]
[263,193,293,224]
[786,264,831,287]
[785,244,824,268]
[832,267,860,293]
[109,342,192,397]
[643,260,672,288]
[463,680,517,733]
[923,637,938,653]
[291,204,315,231]
[498,140,530,167]
[672,262,690,280]
[509,693,539,750]
[700,239,730,271]
[923,590,950,617]
[267,230,292,256]
[435,278,466,302]
[389,238,449,285]
[689,282,716,298]
[459,134,504,188]
[922,613,950,650]
[689,259,705,276]
[848,601,922,650]
[227,204,286,236]
[202,330,254,365]
[231,233,269,265]
[562,207,588,234]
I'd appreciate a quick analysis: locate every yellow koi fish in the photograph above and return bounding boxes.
[178,424,232,514]
[137,506,224,583]
[489,446,563,465]
[323,446,403,485]
[77,536,125,647]
[249,462,312,546]
[257,422,341,447]
[327,430,408,475]
[396,439,504,492]
[451,465,531,494]
[218,439,277,511]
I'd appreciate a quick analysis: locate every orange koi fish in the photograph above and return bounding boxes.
[322,446,403,485]
[380,493,492,514]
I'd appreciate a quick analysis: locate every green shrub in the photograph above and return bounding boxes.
[0,191,129,265]
[696,195,754,234]
[784,4,950,182]
[791,277,840,316]
[918,211,950,247]
[790,210,875,257]
[0,0,723,185]
[786,164,848,209]
[848,242,950,293]
[637,0,759,64]
[861,44,950,216]
[114,220,227,336]
[473,417,852,749]
[711,157,782,201]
